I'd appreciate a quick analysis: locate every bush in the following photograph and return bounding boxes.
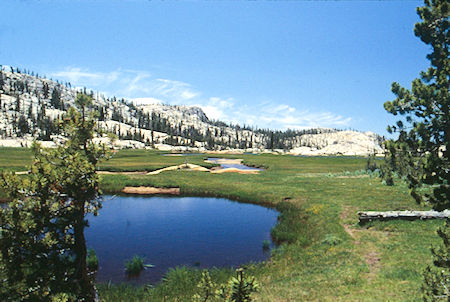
[193,268,259,302]
[86,248,98,272]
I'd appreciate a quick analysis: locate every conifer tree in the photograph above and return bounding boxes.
[0,93,109,301]
[51,88,61,109]
[383,1,448,300]
[383,0,449,211]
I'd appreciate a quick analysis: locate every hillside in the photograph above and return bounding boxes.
[0,67,384,155]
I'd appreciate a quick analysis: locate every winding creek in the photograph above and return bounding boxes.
[85,195,278,284]
[206,158,264,171]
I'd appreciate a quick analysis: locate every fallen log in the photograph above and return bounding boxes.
[358,210,449,224]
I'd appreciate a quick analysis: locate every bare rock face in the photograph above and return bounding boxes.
[289,130,383,156]
[0,67,384,155]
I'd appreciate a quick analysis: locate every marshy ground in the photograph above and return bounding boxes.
[0,147,443,301]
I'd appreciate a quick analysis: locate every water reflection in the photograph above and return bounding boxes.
[85,196,277,284]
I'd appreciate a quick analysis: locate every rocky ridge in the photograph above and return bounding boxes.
[0,67,384,156]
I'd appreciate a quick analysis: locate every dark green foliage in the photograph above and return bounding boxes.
[0,93,109,301]
[218,268,259,302]
[383,0,449,212]
[0,168,77,301]
[43,83,49,99]
[0,70,4,90]
[86,249,99,272]
[383,1,449,300]
[15,95,20,112]
[422,220,449,301]
[262,240,271,251]
[124,255,145,275]
[193,270,217,302]
[193,268,259,302]
[17,115,29,137]
[366,154,379,172]
[51,88,61,109]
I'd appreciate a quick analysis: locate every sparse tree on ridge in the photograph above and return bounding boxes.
[51,88,61,109]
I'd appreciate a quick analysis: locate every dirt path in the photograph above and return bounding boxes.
[341,206,382,281]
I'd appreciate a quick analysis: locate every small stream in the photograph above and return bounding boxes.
[206,158,263,171]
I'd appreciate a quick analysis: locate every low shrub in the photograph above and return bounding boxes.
[86,248,99,272]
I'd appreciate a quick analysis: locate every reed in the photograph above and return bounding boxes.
[124,255,145,275]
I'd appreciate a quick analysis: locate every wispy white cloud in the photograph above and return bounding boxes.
[51,67,200,105]
[152,78,199,102]
[195,97,235,121]
[52,68,103,83]
[132,97,164,105]
[50,67,352,130]
[219,102,351,130]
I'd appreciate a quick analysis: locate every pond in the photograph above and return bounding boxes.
[206,158,263,171]
[85,195,278,284]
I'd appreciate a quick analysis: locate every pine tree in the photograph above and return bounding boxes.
[51,88,61,109]
[422,221,450,301]
[15,96,20,112]
[0,93,109,301]
[43,83,49,99]
[17,115,29,137]
[383,1,449,300]
[0,70,4,91]
[383,0,448,211]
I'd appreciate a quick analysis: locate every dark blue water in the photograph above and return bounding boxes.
[85,196,278,284]
[206,158,263,171]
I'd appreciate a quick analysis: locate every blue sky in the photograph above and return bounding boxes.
[0,0,429,135]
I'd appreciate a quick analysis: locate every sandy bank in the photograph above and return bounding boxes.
[147,163,210,175]
[121,186,180,195]
[210,167,259,174]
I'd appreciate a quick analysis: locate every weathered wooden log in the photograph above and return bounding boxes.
[358,210,449,224]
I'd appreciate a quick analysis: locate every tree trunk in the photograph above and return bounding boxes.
[74,205,95,302]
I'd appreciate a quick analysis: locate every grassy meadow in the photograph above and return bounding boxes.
[0,147,33,172]
[0,148,443,301]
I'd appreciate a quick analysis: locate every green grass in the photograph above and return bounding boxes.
[99,149,216,172]
[0,148,443,301]
[125,256,145,275]
[0,147,32,172]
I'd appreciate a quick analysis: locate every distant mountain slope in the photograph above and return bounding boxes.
[0,67,384,155]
